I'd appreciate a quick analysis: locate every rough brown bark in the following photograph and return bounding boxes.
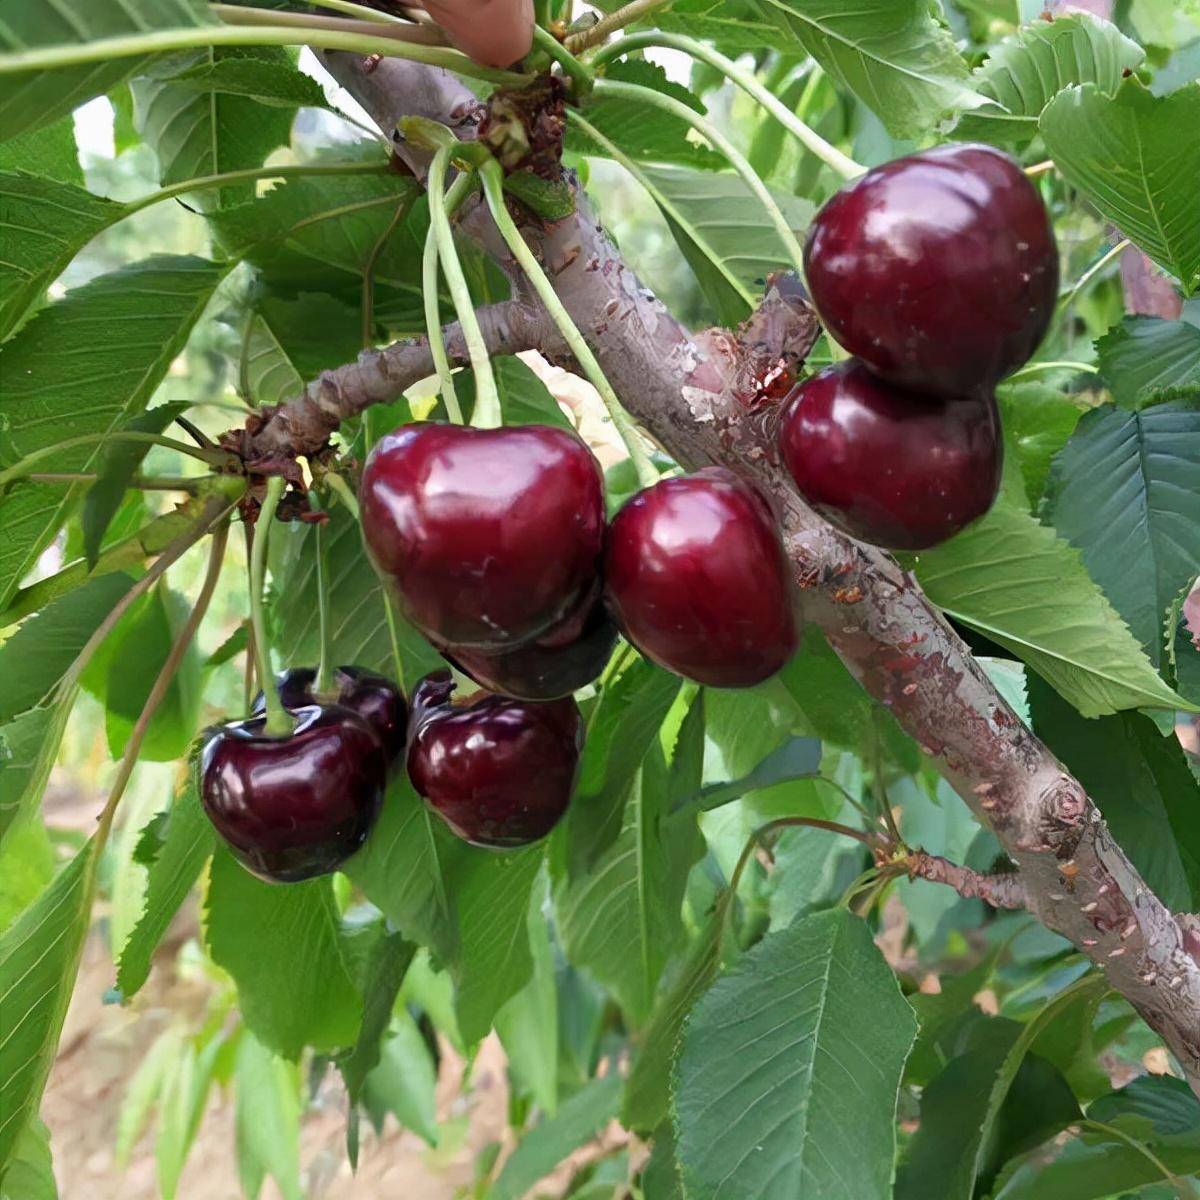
[251,52,1200,1093]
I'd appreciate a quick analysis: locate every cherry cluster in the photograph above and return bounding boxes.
[781,143,1059,550]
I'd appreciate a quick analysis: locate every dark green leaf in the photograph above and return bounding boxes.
[1028,674,1200,911]
[490,1074,623,1200]
[203,622,248,669]
[685,735,821,815]
[453,355,574,430]
[1096,316,1200,410]
[1046,401,1200,667]
[754,0,985,138]
[205,849,363,1058]
[0,255,229,610]
[997,383,1087,506]
[956,13,1144,143]
[1088,1075,1200,1139]
[916,494,1188,716]
[674,910,917,1200]
[1040,79,1200,293]
[115,781,214,998]
[361,1010,439,1146]
[502,169,575,220]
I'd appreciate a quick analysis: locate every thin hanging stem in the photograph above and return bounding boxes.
[1058,239,1130,313]
[1009,360,1100,380]
[325,472,361,521]
[250,477,294,737]
[593,33,864,180]
[1025,160,1055,177]
[97,522,230,838]
[591,78,808,281]
[564,0,674,52]
[314,511,334,695]
[0,432,228,489]
[427,146,500,427]
[478,160,658,486]
[363,191,418,348]
[530,24,593,94]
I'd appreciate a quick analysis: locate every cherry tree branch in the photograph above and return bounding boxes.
[250,51,1200,1093]
[902,851,1027,911]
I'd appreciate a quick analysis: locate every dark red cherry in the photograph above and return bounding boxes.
[440,587,618,700]
[603,468,797,688]
[200,705,388,882]
[804,143,1058,397]
[252,666,407,763]
[360,423,605,650]
[406,672,582,848]
[779,359,1002,551]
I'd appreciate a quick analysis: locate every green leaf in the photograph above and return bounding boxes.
[0,172,120,340]
[154,1027,225,1199]
[0,837,100,1177]
[0,255,229,609]
[997,383,1087,506]
[235,291,362,408]
[589,0,778,51]
[1028,674,1200,911]
[115,780,214,998]
[0,0,218,142]
[82,403,187,568]
[1089,1075,1200,1139]
[0,115,81,184]
[955,13,1144,143]
[674,909,917,1200]
[453,355,574,430]
[103,583,202,762]
[208,168,427,332]
[915,494,1190,717]
[115,1028,180,1168]
[754,0,985,138]
[0,707,69,847]
[569,61,723,170]
[638,164,815,326]
[361,1009,440,1145]
[563,657,681,873]
[204,849,363,1057]
[0,814,54,935]
[490,1073,623,1200]
[234,1034,302,1200]
[1040,79,1200,294]
[132,48,308,212]
[556,748,703,1025]
[0,1117,56,1200]
[1046,401,1200,667]
[686,735,822,815]
[0,572,133,725]
[1096,316,1200,410]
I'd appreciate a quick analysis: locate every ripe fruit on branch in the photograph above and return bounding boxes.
[603,468,797,687]
[803,143,1058,397]
[360,423,606,650]
[253,666,407,763]
[441,588,618,701]
[407,671,582,848]
[200,706,388,882]
[779,360,1002,551]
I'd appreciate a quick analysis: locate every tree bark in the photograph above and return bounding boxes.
[250,51,1200,1093]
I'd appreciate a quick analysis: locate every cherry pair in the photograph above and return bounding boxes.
[782,143,1057,550]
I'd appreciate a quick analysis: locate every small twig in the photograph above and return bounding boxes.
[174,416,215,449]
[1009,360,1100,380]
[1025,159,1056,177]
[903,849,1026,910]
[564,0,673,53]
[1058,238,1130,313]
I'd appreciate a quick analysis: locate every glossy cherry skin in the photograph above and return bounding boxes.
[603,468,797,688]
[200,705,388,882]
[804,143,1058,398]
[252,666,407,763]
[360,423,606,650]
[779,360,1002,551]
[407,672,582,848]
[441,588,618,701]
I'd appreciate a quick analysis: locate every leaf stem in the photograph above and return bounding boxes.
[478,160,658,486]
[590,78,808,281]
[325,472,362,521]
[0,24,525,86]
[249,477,294,737]
[564,0,674,52]
[26,472,213,492]
[363,191,417,348]
[97,521,230,840]
[530,24,593,94]
[1008,360,1100,380]
[1058,239,1130,313]
[1076,1120,1192,1198]
[287,0,409,24]
[315,513,334,695]
[0,433,229,490]
[428,146,500,428]
[593,33,864,180]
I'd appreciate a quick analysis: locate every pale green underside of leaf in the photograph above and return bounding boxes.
[0,838,99,1179]
[955,13,1144,143]
[1040,79,1200,294]
[0,255,229,610]
[0,0,217,142]
[673,910,917,1200]
[916,496,1189,717]
[753,0,987,138]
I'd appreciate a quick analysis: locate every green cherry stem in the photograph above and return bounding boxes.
[427,145,500,428]
[314,505,334,696]
[530,24,593,94]
[590,78,808,281]
[592,33,864,181]
[478,159,658,487]
[249,477,294,737]
[325,472,362,522]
